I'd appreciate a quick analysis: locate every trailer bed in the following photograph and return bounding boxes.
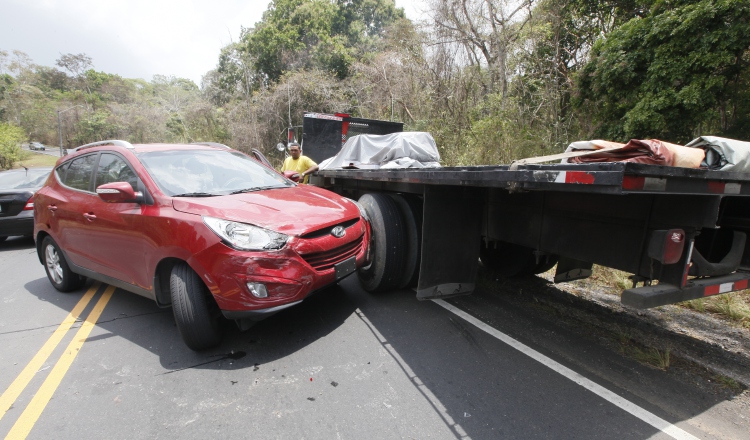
[318,162,750,196]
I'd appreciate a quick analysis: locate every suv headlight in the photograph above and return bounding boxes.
[203,216,288,251]
[349,199,370,223]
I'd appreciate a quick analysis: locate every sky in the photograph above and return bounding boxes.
[1,0,427,86]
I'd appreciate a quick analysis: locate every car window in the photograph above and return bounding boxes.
[137,150,292,196]
[96,153,138,191]
[63,154,97,191]
[55,162,70,183]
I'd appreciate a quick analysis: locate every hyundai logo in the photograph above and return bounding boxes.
[331,226,346,238]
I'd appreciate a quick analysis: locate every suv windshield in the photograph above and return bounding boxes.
[0,169,51,190]
[137,150,292,196]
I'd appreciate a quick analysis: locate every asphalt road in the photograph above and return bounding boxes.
[22,145,65,157]
[1,236,748,439]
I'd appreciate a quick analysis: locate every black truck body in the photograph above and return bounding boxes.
[301,113,750,309]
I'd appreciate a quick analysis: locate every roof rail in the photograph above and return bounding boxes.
[75,140,134,152]
[191,142,232,150]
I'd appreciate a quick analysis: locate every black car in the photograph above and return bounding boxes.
[0,167,52,241]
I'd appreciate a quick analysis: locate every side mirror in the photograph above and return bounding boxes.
[283,170,300,182]
[96,182,142,203]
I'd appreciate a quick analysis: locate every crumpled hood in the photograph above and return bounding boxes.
[172,185,359,236]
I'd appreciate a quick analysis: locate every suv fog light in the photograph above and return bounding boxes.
[247,282,268,298]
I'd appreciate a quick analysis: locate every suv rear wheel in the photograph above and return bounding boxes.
[42,236,86,291]
[170,262,223,350]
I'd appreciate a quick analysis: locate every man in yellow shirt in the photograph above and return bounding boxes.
[281,142,318,184]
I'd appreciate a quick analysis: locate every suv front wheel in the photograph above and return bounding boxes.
[170,262,223,351]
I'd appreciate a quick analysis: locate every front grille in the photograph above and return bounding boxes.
[302,235,363,271]
[301,218,359,239]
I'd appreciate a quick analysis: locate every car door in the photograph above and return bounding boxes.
[82,152,154,287]
[49,153,101,270]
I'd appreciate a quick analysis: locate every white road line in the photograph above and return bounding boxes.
[432,299,700,440]
[355,310,471,439]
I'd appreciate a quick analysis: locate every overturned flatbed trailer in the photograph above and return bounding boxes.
[304,114,750,309]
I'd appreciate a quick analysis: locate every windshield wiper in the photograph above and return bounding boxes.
[171,192,219,197]
[229,186,281,195]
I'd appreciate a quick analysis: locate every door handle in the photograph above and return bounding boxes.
[83,213,97,221]
[47,205,58,212]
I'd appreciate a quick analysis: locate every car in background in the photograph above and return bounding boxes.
[33,140,370,350]
[0,167,52,241]
[29,142,46,151]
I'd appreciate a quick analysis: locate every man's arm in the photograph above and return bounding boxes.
[301,163,319,179]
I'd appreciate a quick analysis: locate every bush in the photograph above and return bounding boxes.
[0,123,26,170]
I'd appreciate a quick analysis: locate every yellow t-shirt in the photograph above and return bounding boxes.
[281,155,317,184]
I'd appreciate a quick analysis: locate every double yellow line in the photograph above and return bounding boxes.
[0,282,115,440]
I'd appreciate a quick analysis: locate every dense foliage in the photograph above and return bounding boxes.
[577,0,750,142]
[0,122,25,169]
[1,0,749,169]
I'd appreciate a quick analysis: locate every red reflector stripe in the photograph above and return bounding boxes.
[565,171,595,184]
[704,285,721,296]
[704,280,749,297]
[554,171,594,184]
[707,181,725,193]
[622,176,645,190]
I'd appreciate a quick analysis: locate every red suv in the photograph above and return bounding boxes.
[33,140,370,350]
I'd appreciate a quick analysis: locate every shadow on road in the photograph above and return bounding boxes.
[16,257,748,439]
[22,275,357,372]
[351,271,747,439]
[0,236,36,252]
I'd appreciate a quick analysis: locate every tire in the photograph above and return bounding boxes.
[389,194,420,289]
[41,236,86,292]
[170,262,222,351]
[357,193,407,293]
[402,195,424,287]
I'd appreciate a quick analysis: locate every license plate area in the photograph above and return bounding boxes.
[334,257,356,280]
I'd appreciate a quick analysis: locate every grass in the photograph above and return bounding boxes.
[586,266,632,292]
[633,346,671,371]
[714,375,743,392]
[682,291,750,329]
[614,328,672,370]
[14,151,60,169]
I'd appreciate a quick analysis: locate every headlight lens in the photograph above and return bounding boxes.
[350,199,370,223]
[203,216,288,251]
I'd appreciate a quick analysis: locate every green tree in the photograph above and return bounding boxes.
[242,0,403,83]
[0,122,26,169]
[576,0,750,142]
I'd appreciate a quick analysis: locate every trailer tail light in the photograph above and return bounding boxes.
[647,229,685,264]
[23,196,34,211]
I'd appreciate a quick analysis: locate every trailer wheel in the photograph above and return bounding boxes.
[389,194,420,289]
[480,240,555,277]
[357,193,407,293]
[402,194,424,287]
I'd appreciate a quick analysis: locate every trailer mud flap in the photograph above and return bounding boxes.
[416,186,483,300]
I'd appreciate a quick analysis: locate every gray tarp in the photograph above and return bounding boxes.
[685,136,750,172]
[318,132,441,170]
